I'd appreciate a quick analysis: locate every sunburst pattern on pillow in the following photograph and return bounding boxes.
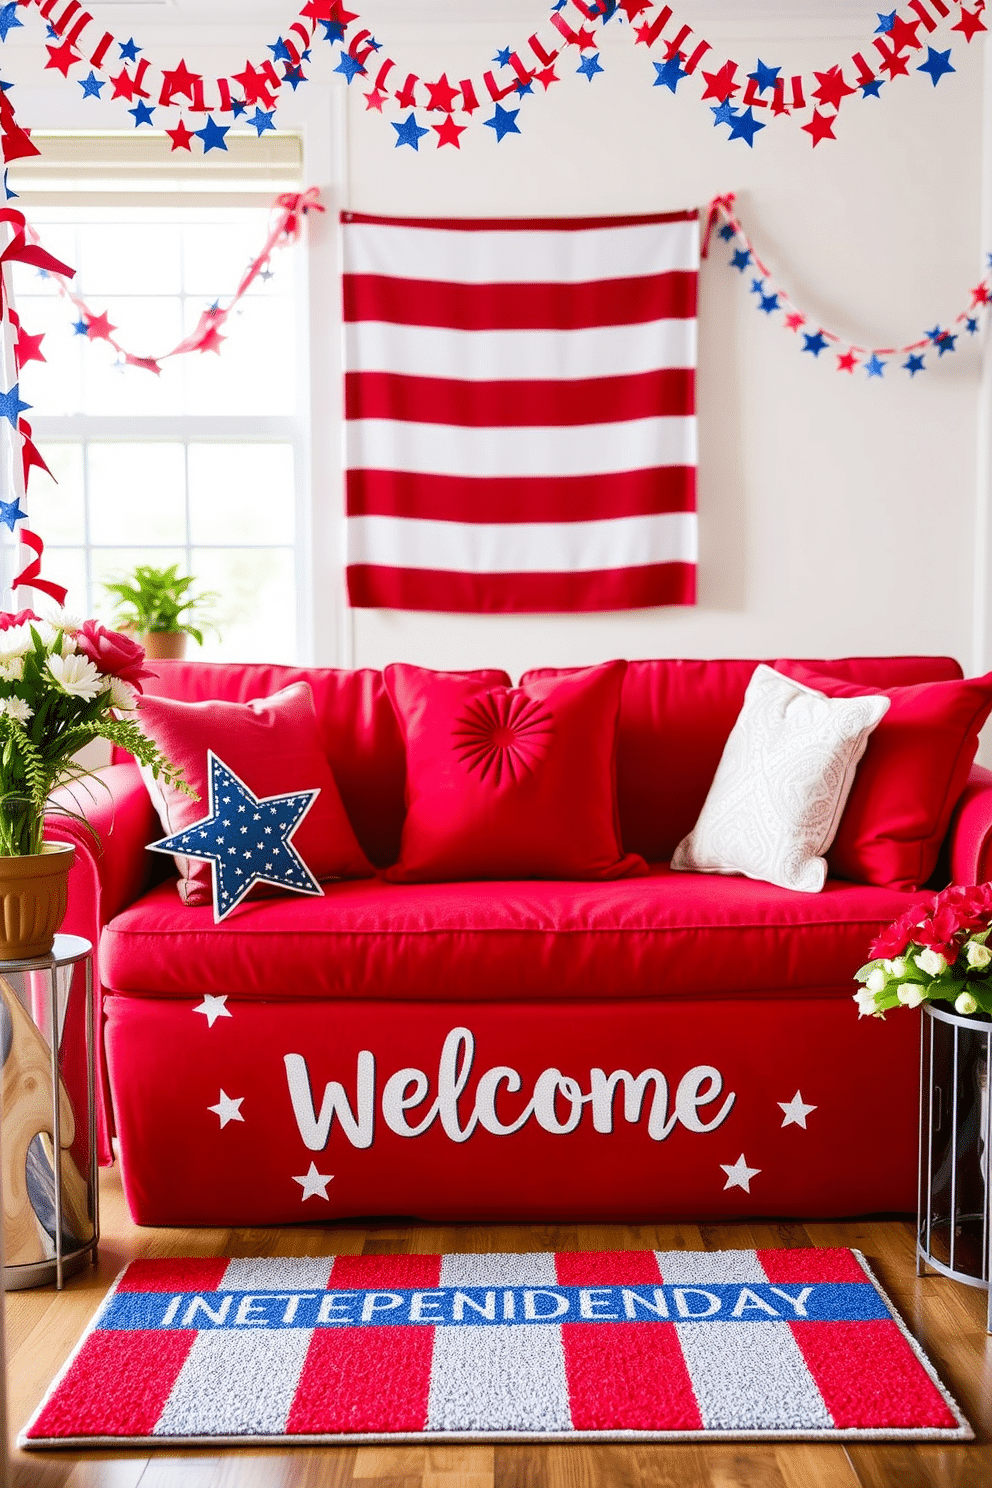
[452,694,554,786]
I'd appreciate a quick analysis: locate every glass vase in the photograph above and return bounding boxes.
[0,795,44,858]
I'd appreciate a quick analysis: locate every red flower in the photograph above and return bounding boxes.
[74,620,155,692]
[0,609,40,630]
[869,881,992,963]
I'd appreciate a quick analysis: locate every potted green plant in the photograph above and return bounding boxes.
[0,608,189,958]
[102,564,217,660]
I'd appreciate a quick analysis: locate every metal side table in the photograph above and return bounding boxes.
[916,1000,991,1332]
[0,935,98,1290]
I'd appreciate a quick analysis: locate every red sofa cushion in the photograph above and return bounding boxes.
[521,656,964,862]
[127,660,511,868]
[775,661,992,890]
[101,867,927,1004]
[384,661,646,882]
[137,684,375,906]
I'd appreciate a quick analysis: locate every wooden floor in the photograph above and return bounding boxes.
[4,1165,990,1488]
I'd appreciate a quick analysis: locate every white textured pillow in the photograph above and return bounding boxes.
[670,664,890,893]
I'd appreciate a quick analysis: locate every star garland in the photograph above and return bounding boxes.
[704,193,991,379]
[0,0,982,157]
[35,187,323,376]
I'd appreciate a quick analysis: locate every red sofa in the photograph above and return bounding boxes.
[47,654,992,1228]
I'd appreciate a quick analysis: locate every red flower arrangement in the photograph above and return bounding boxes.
[855,882,992,1019]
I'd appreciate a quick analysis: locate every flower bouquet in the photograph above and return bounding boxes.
[854,882,992,1020]
[0,607,188,856]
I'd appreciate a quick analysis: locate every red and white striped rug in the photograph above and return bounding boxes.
[21,1249,970,1447]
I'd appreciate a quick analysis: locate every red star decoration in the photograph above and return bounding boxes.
[160,59,200,106]
[45,39,81,78]
[110,68,138,101]
[574,27,598,51]
[301,1,358,22]
[877,46,911,79]
[784,312,806,331]
[953,6,987,42]
[701,61,740,102]
[836,350,859,373]
[425,73,459,111]
[85,311,116,342]
[619,0,652,18]
[364,87,387,112]
[811,66,856,111]
[887,15,923,53]
[15,329,45,366]
[970,281,991,308]
[433,116,466,148]
[125,354,162,375]
[166,119,195,151]
[801,109,837,146]
[535,65,559,89]
[232,62,275,107]
[198,325,226,355]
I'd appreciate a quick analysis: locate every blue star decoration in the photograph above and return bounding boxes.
[0,383,30,427]
[0,4,24,43]
[484,103,521,142]
[118,37,141,62]
[653,55,686,91]
[129,100,155,128]
[148,754,324,923]
[904,353,926,375]
[925,323,944,342]
[79,70,105,99]
[711,100,738,127]
[319,19,345,43]
[967,317,980,334]
[875,11,896,32]
[515,78,534,95]
[918,47,955,87]
[802,331,828,357]
[4,170,15,202]
[195,117,229,153]
[249,108,276,135]
[493,47,512,68]
[72,317,89,336]
[392,112,430,150]
[728,106,765,147]
[578,53,605,82]
[861,77,884,98]
[269,38,293,63]
[730,248,752,272]
[748,59,780,93]
[758,292,780,315]
[334,50,366,83]
[283,65,307,90]
[0,497,27,531]
[718,223,736,241]
[937,331,958,355]
[749,277,765,295]
[864,354,886,377]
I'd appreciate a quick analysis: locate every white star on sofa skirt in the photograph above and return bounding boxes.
[148,752,325,922]
[721,1154,761,1192]
[208,1090,245,1128]
[193,994,232,1027]
[778,1091,817,1129]
[294,1163,334,1201]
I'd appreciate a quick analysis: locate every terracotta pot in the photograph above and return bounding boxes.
[0,844,76,960]
[142,632,187,660]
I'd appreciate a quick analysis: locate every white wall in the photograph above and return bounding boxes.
[3,5,988,683]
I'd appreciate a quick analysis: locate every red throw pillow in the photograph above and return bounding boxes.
[137,683,374,906]
[775,661,992,890]
[384,661,647,882]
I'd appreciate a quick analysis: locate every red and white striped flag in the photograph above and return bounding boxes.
[342,211,699,613]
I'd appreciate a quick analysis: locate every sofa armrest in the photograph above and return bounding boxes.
[947,764,992,885]
[44,762,158,1163]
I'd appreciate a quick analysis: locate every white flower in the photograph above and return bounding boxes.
[108,676,138,712]
[41,606,84,635]
[897,985,925,1008]
[33,619,63,648]
[0,624,34,662]
[866,967,888,993]
[965,940,992,970]
[955,991,979,1017]
[46,652,103,701]
[890,957,907,978]
[854,988,879,1017]
[914,948,947,978]
[0,658,23,683]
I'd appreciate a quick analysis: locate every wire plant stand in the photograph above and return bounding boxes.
[917,1000,991,1332]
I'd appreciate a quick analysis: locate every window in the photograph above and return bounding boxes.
[9,134,309,662]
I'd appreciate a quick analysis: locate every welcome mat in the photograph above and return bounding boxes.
[21,1249,971,1447]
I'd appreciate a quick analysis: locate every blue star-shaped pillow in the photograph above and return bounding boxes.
[149,753,325,921]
